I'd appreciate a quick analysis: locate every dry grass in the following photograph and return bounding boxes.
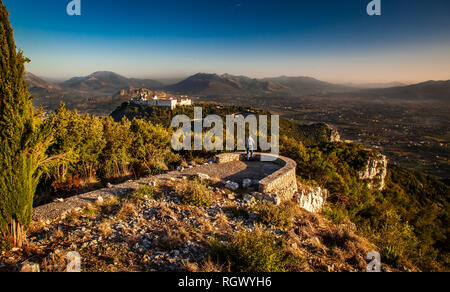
[199,257,226,272]
[51,228,65,240]
[210,225,290,272]
[255,202,295,229]
[213,213,232,234]
[157,226,190,250]
[97,221,114,238]
[197,218,214,234]
[82,203,102,219]
[28,220,46,235]
[175,178,212,208]
[116,202,137,220]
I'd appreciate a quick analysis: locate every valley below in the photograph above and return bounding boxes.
[197,95,450,180]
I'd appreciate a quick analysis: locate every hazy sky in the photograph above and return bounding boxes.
[4,0,450,83]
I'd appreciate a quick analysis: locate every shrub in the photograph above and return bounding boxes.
[129,118,180,175]
[176,178,212,208]
[127,186,157,203]
[382,245,401,266]
[224,206,249,219]
[210,227,288,272]
[322,206,349,224]
[50,175,82,195]
[256,202,294,229]
[376,210,418,265]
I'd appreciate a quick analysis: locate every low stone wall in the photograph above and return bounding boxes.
[215,153,247,164]
[215,153,298,202]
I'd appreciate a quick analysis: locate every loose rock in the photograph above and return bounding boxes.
[225,181,239,191]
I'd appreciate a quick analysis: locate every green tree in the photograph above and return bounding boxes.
[99,117,133,179]
[0,0,50,248]
[129,119,180,174]
[45,103,105,182]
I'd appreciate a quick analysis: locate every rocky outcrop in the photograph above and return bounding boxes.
[328,126,341,142]
[359,154,388,191]
[295,185,328,213]
[297,123,341,146]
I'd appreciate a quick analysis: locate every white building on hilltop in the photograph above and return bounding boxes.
[131,95,192,110]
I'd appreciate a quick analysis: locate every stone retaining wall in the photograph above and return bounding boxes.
[215,153,298,202]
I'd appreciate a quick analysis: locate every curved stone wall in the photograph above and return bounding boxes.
[215,153,298,202]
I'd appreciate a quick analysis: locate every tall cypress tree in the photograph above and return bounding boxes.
[0,0,48,247]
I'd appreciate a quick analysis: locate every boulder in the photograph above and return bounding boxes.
[242,179,252,189]
[196,173,211,180]
[225,181,239,191]
[250,192,280,205]
[243,194,255,204]
[227,194,236,200]
[251,192,265,201]
[272,194,282,206]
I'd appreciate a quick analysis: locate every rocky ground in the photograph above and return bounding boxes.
[0,172,403,273]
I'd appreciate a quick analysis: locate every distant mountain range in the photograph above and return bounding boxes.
[25,72,166,114]
[343,82,407,89]
[25,71,450,114]
[355,80,450,102]
[164,73,354,96]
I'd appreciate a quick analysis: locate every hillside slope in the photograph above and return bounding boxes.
[24,72,61,91]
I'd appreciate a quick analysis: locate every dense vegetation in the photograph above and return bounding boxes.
[280,136,449,271]
[35,103,181,206]
[112,102,338,146]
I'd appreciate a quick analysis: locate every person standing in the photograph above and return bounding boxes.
[246,136,256,160]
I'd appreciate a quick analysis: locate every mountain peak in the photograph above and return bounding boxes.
[59,72,163,94]
[89,71,125,77]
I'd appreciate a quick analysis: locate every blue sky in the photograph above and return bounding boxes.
[4,0,450,83]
